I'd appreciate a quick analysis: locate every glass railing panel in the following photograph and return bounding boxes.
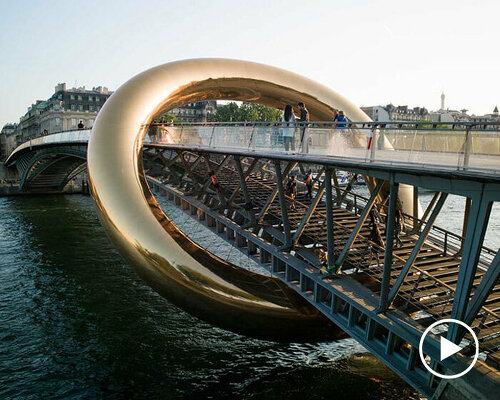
[250,125,274,151]
[209,125,248,149]
[466,130,500,173]
[381,129,467,169]
[176,125,212,147]
[306,127,367,159]
[138,123,500,175]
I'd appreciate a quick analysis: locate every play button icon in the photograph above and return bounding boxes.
[419,318,479,379]
[440,336,463,361]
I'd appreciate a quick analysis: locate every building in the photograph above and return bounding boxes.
[429,93,500,125]
[0,123,18,159]
[429,109,467,123]
[361,104,431,122]
[17,83,113,143]
[164,101,217,123]
[468,106,500,124]
[429,92,466,123]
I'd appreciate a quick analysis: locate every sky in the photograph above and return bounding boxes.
[0,0,499,127]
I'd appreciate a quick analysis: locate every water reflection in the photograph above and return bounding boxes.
[0,195,417,399]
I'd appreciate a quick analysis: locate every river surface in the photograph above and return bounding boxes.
[1,192,498,399]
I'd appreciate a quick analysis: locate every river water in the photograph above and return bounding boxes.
[1,192,497,399]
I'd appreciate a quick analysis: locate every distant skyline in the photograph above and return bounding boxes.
[1,0,499,128]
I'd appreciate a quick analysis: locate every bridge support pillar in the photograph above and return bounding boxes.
[273,161,292,251]
[449,191,492,343]
[206,214,216,227]
[464,249,500,327]
[234,156,256,226]
[216,220,225,234]
[325,168,336,268]
[378,177,399,312]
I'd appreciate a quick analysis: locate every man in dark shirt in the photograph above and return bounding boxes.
[77,120,85,129]
[297,102,309,152]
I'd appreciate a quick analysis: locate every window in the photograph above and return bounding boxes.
[89,96,93,102]
[70,94,75,100]
[71,104,75,110]
[55,117,61,125]
[71,118,77,127]
[89,105,94,111]
[78,95,82,101]
[96,97,100,103]
[78,105,83,111]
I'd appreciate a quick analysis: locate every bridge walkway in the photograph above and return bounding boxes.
[147,149,500,372]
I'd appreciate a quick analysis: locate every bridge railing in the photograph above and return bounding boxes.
[7,129,91,162]
[147,122,500,175]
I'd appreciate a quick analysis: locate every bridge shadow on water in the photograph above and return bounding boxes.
[0,195,419,399]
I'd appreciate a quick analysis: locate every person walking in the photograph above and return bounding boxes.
[285,175,297,210]
[395,207,405,248]
[282,104,296,151]
[297,102,309,153]
[304,169,313,199]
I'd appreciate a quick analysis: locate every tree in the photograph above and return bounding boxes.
[214,102,240,122]
[215,102,282,122]
[155,113,178,123]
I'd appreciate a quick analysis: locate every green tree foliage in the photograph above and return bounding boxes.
[155,113,178,123]
[215,102,282,122]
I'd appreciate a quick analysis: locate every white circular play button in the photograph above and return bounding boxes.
[419,318,479,379]
[440,335,463,361]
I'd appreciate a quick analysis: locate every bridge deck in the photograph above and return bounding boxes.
[144,148,500,373]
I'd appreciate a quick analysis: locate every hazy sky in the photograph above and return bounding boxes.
[1,0,499,127]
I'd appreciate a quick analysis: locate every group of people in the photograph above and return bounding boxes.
[332,109,349,128]
[281,102,350,152]
[284,168,316,211]
[281,102,309,151]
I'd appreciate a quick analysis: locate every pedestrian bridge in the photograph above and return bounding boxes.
[5,129,90,191]
[143,121,500,397]
[8,59,500,399]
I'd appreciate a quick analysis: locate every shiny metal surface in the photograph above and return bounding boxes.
[87,59,373,340]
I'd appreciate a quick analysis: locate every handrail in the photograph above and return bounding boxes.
[148,123,500,176]
[148,121,500,132]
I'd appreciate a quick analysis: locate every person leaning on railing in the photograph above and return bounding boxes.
[334,110,348,129]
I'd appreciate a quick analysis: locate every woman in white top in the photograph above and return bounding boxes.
[282,104,296,151]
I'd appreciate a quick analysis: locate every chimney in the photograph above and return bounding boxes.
[55,83,66,93]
